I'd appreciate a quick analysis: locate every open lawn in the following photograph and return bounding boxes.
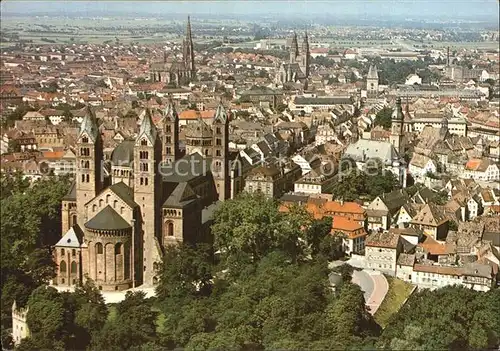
[373,276,415,329]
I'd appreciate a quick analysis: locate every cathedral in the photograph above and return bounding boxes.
[150,16,196,85]
[276,32,310,86]
[53,102,233,290]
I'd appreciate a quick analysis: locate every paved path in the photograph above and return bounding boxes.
[330,259,390,316]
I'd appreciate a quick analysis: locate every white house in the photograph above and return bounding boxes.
[462,159,500,182]
[409,153,438,182]
[405,73,422,85]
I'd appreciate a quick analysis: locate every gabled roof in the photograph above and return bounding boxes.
[85,205,131,231]
[55,225,83,248]
[108,181,137,208]
[411,203,449,227]
[62,181,76,201]
[162,182,198,209]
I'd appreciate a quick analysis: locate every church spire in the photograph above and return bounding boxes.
[163,99,178,122]
[137,109,157,145]
[183,15,195,78]
[79,105,99,142]
[290,32,299,63]
[214,101,229,124]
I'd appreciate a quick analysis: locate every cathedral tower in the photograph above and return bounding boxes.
[390,97,404,155]
[212,102,230,201]
[134,109,162,285]
[290,32,299,63]
[367,65,379,99]
[162,100,180,164]
[76,106,103,228]
[183,16,195,79]
[300,31,310,78]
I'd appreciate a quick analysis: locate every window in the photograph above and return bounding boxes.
[61,248,65,256]
[140,177,144,185]
[216,150,221,157]
[166,147,171,155]
[86,174,90,182]
[141,139,147,146]
[96,243,103,254]
[166,136,171,144]
[115,243,122,255]
[72,249,76,256]
[216,138,222,146]
[144,178,148,186]
[99,199,103,207]
[82,136,89,143]
[81,174,85,183]
[166,125,171,133]
[168,222,174,236]
[216,127,221,134]
[106,194,111,204]
[113,200,118,208]
[92,204,97,212]
[60,260,66,272]
[71,215,77,226]
[70,261,77,273]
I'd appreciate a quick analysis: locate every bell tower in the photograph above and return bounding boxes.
[290,32,299,64]
[301,31,310,78]
[212,102,230,201]
[134,109,162,285]
[76,106,103,228]
[390,97,404,155]
[162,100,180,164]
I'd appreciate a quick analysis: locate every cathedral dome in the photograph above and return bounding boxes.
[85,205,131,232]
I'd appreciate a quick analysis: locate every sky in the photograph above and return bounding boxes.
[1,0,499,20]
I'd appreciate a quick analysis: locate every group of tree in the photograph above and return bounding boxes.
[329,158,400,202]
[379,286,500,350]
[1,173,71,348]
[373,107,394,130]
[151,193,380,349]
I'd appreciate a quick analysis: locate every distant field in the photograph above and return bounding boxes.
[403,39,499,50]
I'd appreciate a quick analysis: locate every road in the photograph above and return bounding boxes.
[330,258,389,315]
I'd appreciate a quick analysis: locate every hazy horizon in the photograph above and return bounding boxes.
[1,0,499,21]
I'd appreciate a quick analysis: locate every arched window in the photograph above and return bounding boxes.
[145,178,148,186]
[153,262,159,271]
[115,243,122,255]
[86,174,90,182]
[168,222,174,236]
[96,243,103,254]
[82,136,88,143]
[92,204,97,212]
[70,261,77,273]
[120,207,124,215]
[61,248,65,256]
[99,199,103,207]
[81,174,85,182]
[141,139,148,146]
[106,194,111,204]
[113,200,118,208]
[60,260,67,273]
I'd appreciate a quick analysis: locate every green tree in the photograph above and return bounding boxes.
[374,107,393,129]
